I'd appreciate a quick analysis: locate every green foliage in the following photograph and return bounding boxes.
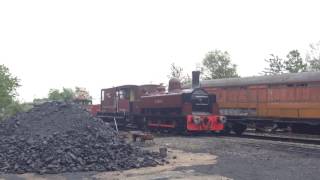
[61,88,75,101]
[48,89,62,101]
[263,54,285,75]
[201,50,239,80]
[167,63,191,84]
[285,50,307,73]
[2,101,22,118]
[33,98,49,105]
[0,65,20,108]
[306,41,320,71]
[1,101,33,120]
[263,50,307,75]
[48,88,75,102]
[0,65,21,120]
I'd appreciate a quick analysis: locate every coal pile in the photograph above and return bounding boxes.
[0,102,163,174]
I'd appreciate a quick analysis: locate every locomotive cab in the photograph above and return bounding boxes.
[100,85,139,114]
[98,84,162,128]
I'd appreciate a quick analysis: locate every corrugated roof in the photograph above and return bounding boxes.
[185,71,320,88]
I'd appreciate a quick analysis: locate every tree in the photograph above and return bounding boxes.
[74,87,92,100]
[306,41,320,71]
[263,54,285,75]
[3,101,23,117]
[61,88,74,101]
[0,65,20,107]
[263,50,308,75]
[167,63,191,84]
[48,88,75,102]
[48,89,62,101]
[0,65,21,120]
[284,50,307,73]
[201,50,239,80]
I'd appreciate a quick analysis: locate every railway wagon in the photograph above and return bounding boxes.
[197,72,320,134]
[97,71,225,133]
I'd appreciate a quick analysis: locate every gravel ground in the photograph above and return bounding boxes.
[1,134,320,180]
[155,135,320,180]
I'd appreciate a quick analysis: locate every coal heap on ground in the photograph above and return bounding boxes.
[0,102,163,174]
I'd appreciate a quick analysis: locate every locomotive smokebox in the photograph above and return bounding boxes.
[192,71,200,89]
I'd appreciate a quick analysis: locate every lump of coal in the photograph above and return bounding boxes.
[0,101,163,174]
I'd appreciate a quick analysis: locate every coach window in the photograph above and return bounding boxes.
[119,90,125,99]
[296,83,308,87]
[101,90,105,101]
[119,89,130,100]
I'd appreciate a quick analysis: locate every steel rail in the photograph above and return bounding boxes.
[226,132,320,146]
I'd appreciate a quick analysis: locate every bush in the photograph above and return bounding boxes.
[0,101,33,121]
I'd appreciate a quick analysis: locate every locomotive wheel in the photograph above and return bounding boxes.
[220,126,231,135]
[183,129,192,136]
[232,123,247,135]
[219,122,232,135]
[210,130,222,136]
[177,125,191,136]
[292,124,320,134]
[139,118,148,132]
[291,124,309,134]
[173,118,188,135]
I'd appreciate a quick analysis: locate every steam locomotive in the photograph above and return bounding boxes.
[97,71,225,133]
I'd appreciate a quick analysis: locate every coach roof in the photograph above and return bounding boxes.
[186,71,320,88]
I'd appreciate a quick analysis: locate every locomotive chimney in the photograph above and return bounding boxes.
[192,71,200,89]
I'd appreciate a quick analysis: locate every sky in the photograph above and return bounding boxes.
[1,0,320,103]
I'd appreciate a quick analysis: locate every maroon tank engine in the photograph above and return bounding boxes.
[97,71,225,133]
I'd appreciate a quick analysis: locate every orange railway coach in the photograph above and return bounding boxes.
[194,72,320,134]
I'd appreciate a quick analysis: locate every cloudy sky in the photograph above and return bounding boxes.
[1,0,320,103]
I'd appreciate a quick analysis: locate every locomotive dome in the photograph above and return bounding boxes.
[168,78,182,92]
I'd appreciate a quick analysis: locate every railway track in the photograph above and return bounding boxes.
[223,131,320,156]
[150,129,320,145]
[150,130,320,155]
[229,132,320,145]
